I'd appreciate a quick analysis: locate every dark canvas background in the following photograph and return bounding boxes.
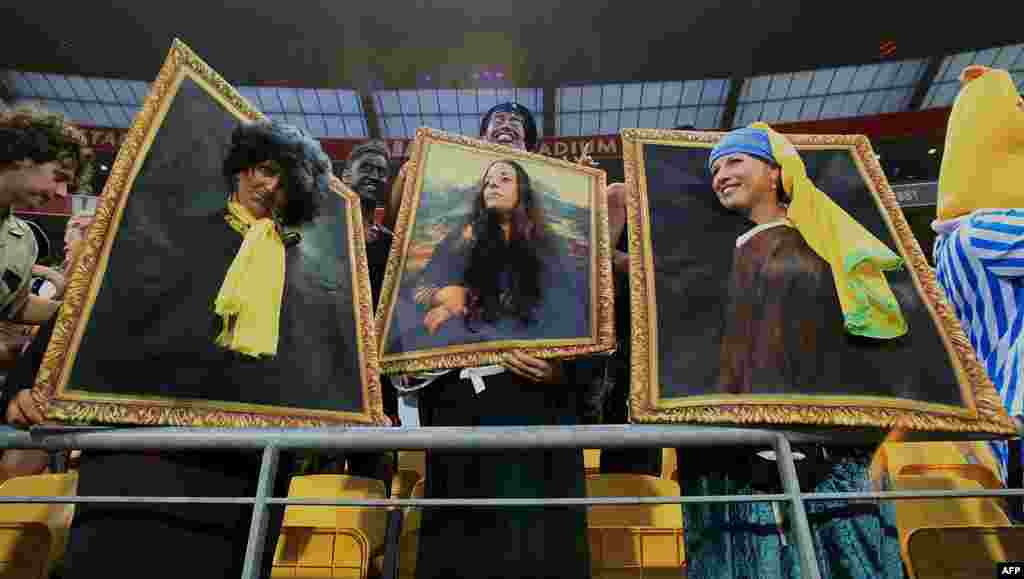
[68,77,370,416]
[643,143,963,407]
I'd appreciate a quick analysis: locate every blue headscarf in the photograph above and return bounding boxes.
[708,126,776,171]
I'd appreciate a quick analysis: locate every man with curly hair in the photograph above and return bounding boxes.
[5,119,335,578]
[0,106,92,427]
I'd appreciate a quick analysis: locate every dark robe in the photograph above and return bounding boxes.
[415,369,591,579]
[70,209,363,412]
[717,222,844,395]
[305,225,398,483]
[598,228,661,476]
[682,223,904,579]
[8,208,364,579]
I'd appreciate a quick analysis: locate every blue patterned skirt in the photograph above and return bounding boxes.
[680,446,905,579]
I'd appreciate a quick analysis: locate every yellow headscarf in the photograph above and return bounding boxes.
[213,199,286,357]
[754,122,908,339]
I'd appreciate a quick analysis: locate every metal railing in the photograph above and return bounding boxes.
[0,423,1020,579]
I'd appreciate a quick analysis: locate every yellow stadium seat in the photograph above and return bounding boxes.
[390,469,421,500]
[892,474,1011,578]
[899,463,1003,490]
[907,526,1024,579]
[875,441,1002,488]
[396,452,425,482]
[585,474,685,578]
[660,449,677,482]
[0,472,78,579]
[273,475,389,579]
[584,449,601,476]
[586,474,683,528]
[394,480,425,579]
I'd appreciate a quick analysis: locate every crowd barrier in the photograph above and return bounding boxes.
[1,423,1022,579]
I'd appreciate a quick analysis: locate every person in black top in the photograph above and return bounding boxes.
[5,120,339,579]
[301,139,399,485]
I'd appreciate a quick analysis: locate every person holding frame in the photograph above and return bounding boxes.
[4,120,337,579]
[0,106,93,489]
[393,102,593,579]
[680,124,906,579]
[299,139,400,485]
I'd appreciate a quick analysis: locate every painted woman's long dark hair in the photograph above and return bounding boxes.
[463,159,551,329]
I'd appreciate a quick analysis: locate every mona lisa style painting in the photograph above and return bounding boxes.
[376,129,615,374]
[621,126,1014,435]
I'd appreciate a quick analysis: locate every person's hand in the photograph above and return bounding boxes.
[31,265,66,299]
[424,305,458,335]
[328,174,346,192]
[613,250,630,275]
[5,388,46,428]
[574,141,599,167]
[959,64,991,86]
[433,286,467,314]
[502,351,565,385]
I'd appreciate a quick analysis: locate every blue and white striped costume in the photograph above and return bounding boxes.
[933,208,1024,477]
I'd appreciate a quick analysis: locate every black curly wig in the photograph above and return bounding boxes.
[222,121,331,226]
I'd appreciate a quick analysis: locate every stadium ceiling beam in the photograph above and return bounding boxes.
[908,56,944,111]
[719,75,745,130]
[359,90,383,140]
[543,84,557,139]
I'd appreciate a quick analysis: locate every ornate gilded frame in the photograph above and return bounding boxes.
[376,128,615,374]
[621,128,1015,435]
[32,40,386,427]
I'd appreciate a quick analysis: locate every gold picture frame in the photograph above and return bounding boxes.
[621,128,1015,435]
[376,128,615,374]
[32,39,386,427]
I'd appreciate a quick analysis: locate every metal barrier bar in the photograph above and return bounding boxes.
[775,434,821,579]
[5,486,1024,507]
[1,423,1017,579]
[0,493,793,506]
[242,446,279,579]
[4,424,791,451]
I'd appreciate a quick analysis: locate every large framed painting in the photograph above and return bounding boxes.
[377,128,615,374]
[621,128,1014,435]
[31,40,386,427]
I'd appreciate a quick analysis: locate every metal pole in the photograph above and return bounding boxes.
[7,485,1024,507]
[241,446,280,579]
[774,435,821,579]
[13,424,788,452]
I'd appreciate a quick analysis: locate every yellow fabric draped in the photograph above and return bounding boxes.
[214,199,286,357]
[751,122,908,339]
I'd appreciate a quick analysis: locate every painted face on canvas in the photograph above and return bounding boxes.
[235,160,286,220]
[482,162,520,213]
[710,153,781,214]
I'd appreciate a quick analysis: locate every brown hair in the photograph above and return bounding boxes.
[0,105,95,193]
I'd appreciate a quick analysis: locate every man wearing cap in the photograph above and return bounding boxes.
[384,101,539,230]
[381,102,592,577]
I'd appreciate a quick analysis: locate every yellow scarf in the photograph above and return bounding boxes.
[214,199,286,357]
[752,122,908,339]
